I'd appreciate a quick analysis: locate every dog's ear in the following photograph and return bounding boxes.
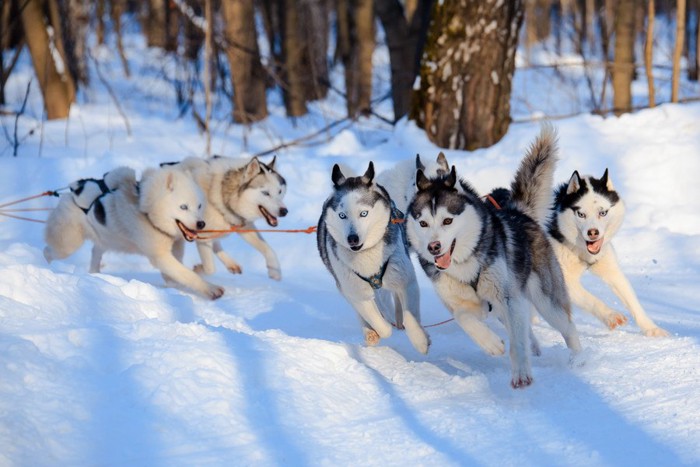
[267,155,277,170]
[415,154,425,171]
[244,157,262,180]
[416,169,431,191]
[361,161,375,185]
[601,168,614,191]
[331,164,346,187]
[436,152,449,172]
[444,165,457,189]
[166,172,175,192]
[566,170,582,195]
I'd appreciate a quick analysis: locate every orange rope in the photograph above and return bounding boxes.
[0,212,47,223]
[390,316,455,329]
[194,224,318,240]
[0,190,59,209]
[0,208,54,212]
[484,194,502,210]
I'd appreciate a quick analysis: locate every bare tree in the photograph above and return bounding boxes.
[612,0,636,115]
[672,0,686,102]
[336,0,375,118]
[21,0,76,119]
[221,0,268,123]
[1,0,24,106]
[411,0,524,150]
[282,0,308,117]
[646,0,656,107]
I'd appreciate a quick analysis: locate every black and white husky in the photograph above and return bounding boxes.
[406,127,581,388]
[548,170,669,337]
[317,162,430,354]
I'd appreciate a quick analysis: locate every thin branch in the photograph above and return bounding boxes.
[89,51,131,137]
[13,80,30,157]
[253,117,352,157]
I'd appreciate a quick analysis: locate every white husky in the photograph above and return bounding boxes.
[44,166,224,299]
[548,170,669,337]
[317,162,430,354]
[172,156,288,280]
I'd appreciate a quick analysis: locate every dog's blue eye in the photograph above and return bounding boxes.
[262,191,270,196]
[360,211,368,217]
[180,204,188,211]
[576,210,586,219]
[339,212,347,219]
[599,210,608,217]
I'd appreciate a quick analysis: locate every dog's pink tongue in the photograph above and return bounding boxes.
[587,239,603,254]
[435,251,452,269]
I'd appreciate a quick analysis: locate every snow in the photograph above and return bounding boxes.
[2,25,700,467]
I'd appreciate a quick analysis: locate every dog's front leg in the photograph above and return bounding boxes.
[194,240,219,275]
[151,253,224,300]
[394,282,430,355]
[212,239,242,274]
[89,245,105,273]
[237,229,281,281]
[348,297,392,344]
[493,293,532,389]
[590,249,669,337]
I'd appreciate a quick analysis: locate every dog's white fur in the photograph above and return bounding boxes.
[551,170,669,337]
[317,163,430,354]
[176,156,287,280]
[45,166,224,299]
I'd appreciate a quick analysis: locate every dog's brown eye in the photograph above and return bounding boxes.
[419,220,428,228]
[443,218,452,225]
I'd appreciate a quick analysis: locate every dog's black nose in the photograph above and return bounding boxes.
[196,221,206,230]
[347,234,360,247]
[428,241,441,255]
[587,228,599,239]
[279,207,288,217]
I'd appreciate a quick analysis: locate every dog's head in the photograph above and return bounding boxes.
[139,167,206,242]
[227,156,288,226]
[554,169,625,255]
[323,162,391,252]
[407,166,481,270]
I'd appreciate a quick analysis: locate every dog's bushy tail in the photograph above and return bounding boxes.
[509,123,558,225]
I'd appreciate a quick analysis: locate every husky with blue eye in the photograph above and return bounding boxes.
[548,170,669,337]
[317,162,430,354]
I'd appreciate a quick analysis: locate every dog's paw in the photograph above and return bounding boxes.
[643,326,670,337]
[511,371,533,389]
[605,312,628,330]
[267,266,281,281]
[227,264,242,275]
[207,285,225,300]
[364,329,381,346]
[194,264,217,275]
[476,333,506,356]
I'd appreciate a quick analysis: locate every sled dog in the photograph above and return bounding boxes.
[548,170,669,337]
[406,126,581,388]
[317,162,430,354]
[45,166,224,299]
[44,167,137,265]
[169,156,288,280]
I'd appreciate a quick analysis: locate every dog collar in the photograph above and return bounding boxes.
[354,259,390,290]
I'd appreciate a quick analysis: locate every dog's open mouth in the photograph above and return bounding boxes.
[586,238,604,255]
[176,220,198,242]
[259,206,278,227]
[434,239,456,270]
[350,244,364,252]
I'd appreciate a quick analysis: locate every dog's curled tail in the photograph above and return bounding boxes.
[509,123,558,225]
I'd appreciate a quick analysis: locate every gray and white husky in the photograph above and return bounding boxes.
[45,166,224,299]
[317,162,430,354]
[406,126,581,388]
[172,156,288,280]
[548,170,669,337]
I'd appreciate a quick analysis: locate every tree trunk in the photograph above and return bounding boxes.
[282,0,308,116]
[61,0,90,86]
[299,0,330,101]
[375,0,427,121]
[111,0,130,77]
[21,0,75,120]
[612,0,636,116]
[672,0,686,102]
[337,0,375,118]
[410,0,524,150]
[144,0,168,48]
[221,0,269,123]
[646,0,656,107]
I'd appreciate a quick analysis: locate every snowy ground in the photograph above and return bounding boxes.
[2,29,700,466]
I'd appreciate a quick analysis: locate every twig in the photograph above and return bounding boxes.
[89,51,132,137]
[13,80,30,157]
[253,117,352,157]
